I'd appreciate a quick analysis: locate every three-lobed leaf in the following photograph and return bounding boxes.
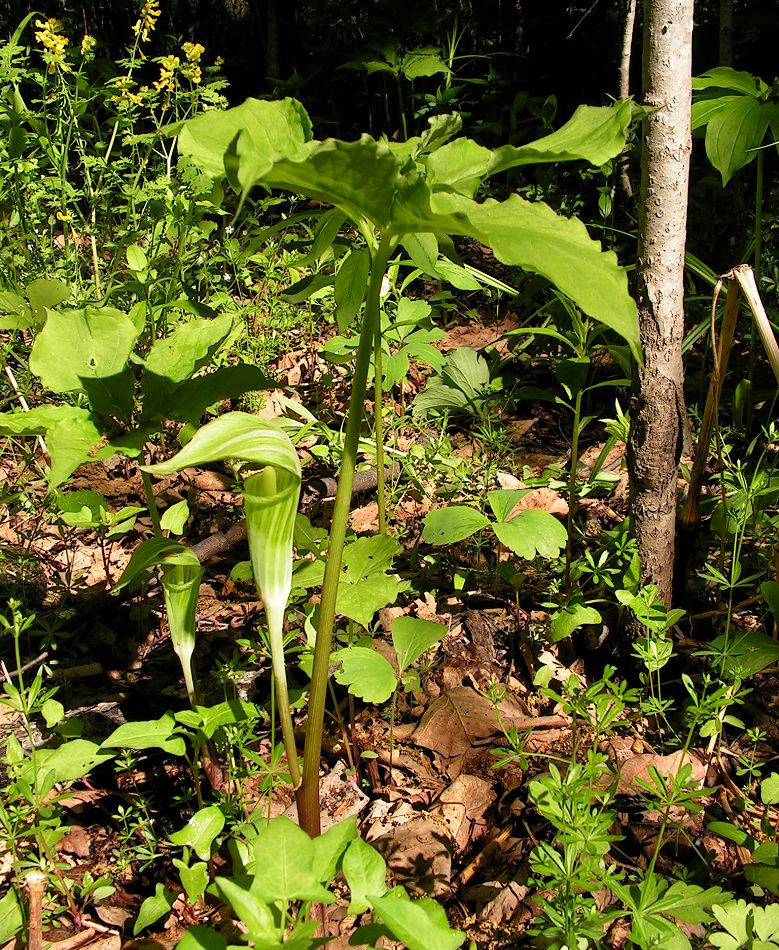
[178,99,640,359]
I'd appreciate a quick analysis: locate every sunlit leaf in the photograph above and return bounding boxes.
[493,509,567,560]
[422,506,490,544]
[333,646,397,703]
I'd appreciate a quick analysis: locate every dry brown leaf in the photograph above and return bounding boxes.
[57,825,92,858]
[412,687,567,760]
[349,502,379,534]
[437,314,518,354]
[283,761,369,831]
[371,816,453,898]
[496,472,523,490]
[435,775,496,855]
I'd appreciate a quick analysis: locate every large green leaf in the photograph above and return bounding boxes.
[430,192,641,361]
[488,100,639,175]
[335,247,370,332]
[426,101,637,196]
[250,816,334,903]
[493,509,567,560]
[30,307,138,421]
[213,879,278,943]
[692,67,769,96]
[372,892,466,950]
[342,534,401,580]
[44,410,107,487]
[0,404,107,487]
[422,506,490,544]
[161,364,272,423]
[177,97,312,181]
[169,805,225,860]
[343,836,388,914]
[392,616,446,674]
[337,574,403,628]
[707,628,779,679]
[310,816,359,884]
[21,738,114,788]
[26,277,71,311]
[178,99,639,357]
[101,713,187,757]
[142,314,241,417]
[703,96,775,185]
[0,889,23,945]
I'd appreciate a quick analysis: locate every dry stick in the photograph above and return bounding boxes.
[679,275,740,533]
[729,264,779,593]
[3,363,50,462]
[730,264,779,386]
[24,870,47,950]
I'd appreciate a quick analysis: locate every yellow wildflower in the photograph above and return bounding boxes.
[155,54,180,95]
[182,42,204,63]
[133,0,161,44]
[180,42,204,84]
[80,35,96,56]
[34,18,70,74]
[110,76,143,108]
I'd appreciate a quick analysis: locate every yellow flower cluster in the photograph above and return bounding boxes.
[111,76,143,108]
[181,41,205,84]
[132,0,161,44]
[80,35,96,56]
[34,18,70,74]
[154,54,180,95]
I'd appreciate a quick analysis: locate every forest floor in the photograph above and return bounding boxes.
[2,299,778,950]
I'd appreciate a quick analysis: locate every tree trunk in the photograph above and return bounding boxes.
[627,0,694,606]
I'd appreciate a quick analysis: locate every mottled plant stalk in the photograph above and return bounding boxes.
[298,236,396,836]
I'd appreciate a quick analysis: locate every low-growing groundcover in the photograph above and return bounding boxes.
[2,14,779,950]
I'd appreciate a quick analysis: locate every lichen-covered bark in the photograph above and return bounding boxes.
[628,0,694,605]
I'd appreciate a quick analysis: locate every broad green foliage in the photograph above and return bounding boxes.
[0,307,271,487]
[413,347,497,419]
[178,97,640,359]
[333,615,447,703]
[0,891,23,945]
[423,489,567,561]
[711,900,779,950]
[169,805,225,860]
[692,67,779,186]
[175,815,465,950]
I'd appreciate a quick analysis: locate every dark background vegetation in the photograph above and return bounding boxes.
[0,0,774,123]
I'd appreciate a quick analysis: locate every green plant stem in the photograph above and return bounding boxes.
[266,600,301,789]
[395,74,409,141]
[374,326,387,535]
[564,390,583,591]
[141,469,163,536]
[297,235,395,836]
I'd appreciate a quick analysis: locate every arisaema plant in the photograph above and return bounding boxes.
[115,413,303,790]
[164,96,642,834]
